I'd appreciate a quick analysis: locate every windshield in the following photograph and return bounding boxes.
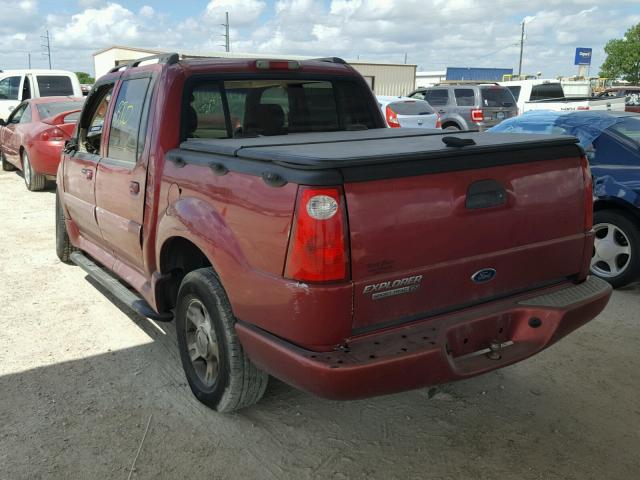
[389,100,434,115]
[481,87,514,107]
[37,101,84,120]
[608,117,640,145]
[186,79,379,139]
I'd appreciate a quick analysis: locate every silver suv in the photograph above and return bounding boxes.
[408,84,517,131]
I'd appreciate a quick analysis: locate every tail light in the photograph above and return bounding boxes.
[471,109,484,122]
[284,186,349,282]
[40,127,66,142]
[580,155,593,230]
[435,113,442,129]
[385,105,401,128]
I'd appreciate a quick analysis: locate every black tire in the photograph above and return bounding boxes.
[22,149,46,191]
[591,210,640,288]
[1,150,16,171]
[176,268,268,412]
[56,190,77,263]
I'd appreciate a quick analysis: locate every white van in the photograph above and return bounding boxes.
[0,70,82,122]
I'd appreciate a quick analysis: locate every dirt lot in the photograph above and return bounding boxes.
[0,169,639,480]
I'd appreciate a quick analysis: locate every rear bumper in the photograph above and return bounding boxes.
[236,277,611,400]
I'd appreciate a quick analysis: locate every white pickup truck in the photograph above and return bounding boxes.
[499,79,625,114]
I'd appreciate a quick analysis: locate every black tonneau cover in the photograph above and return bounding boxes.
[180,129,579,168]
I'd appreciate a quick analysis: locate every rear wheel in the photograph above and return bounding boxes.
[176,268,268,412]
[22,149,46,191]
[591,210,640,288]
[1,150,16,171]
[443,123,460,131]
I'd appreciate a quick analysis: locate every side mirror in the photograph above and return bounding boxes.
[0,119,5,127]
[63,138,78,155]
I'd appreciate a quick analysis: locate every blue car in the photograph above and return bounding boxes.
[490,110,640,288]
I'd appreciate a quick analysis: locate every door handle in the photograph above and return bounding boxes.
[129,181,140,195]
[466,179,507,209]
[80,167,93,180]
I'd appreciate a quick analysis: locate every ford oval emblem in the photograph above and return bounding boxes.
[471,268,496,284]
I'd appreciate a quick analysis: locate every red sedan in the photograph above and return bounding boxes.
[0,96,84,191]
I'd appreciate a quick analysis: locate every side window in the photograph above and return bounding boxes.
[454,88,475,106]
[19,105,32,124]
[107,77,152,163]
[36,76,74,97]
[78,84,114,155]
[0,76,21,100]
[188,83,228,139]
[7,103,27,124]
[410,91,426,100]
[424,89,449,106]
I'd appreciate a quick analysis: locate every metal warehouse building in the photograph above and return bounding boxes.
[444,67,513,82]
[93,46,416,96]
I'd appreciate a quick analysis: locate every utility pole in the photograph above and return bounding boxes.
[404,52,407,64]
[41,29,52,69]
[28,52,31,69]
[221,12,230,52]
[518,21,525,78]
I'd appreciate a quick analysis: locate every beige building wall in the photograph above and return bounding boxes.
[351,63,416,96]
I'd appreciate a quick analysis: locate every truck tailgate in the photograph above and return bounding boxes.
[345,146,587,332]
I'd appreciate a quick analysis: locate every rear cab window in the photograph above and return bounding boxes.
[36,75,74,97]
[185,78,378,139]
[530,83,564,101]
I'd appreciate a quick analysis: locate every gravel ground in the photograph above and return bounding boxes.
[0,168,639,480]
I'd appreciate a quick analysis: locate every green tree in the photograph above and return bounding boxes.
[75,72,95,84]
[599,23,640,84]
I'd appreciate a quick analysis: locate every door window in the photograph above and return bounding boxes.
[0,76,21,100]
[107,77,152,163]
[37,76,74,97]
[78,84,114,155]
[424,89,449,106]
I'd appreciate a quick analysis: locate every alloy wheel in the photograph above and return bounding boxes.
[22,151,31,188]
[591,222,631,278]
[185,298,220,387]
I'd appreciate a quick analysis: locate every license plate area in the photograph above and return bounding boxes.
[445,313,513,358]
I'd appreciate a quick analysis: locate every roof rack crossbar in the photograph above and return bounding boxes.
[108,52,180,73]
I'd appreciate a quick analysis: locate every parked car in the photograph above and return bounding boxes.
[0,70,82,123]
[376,96,440,129]
[498,79,626,114]
[0,97,84,190]
[56,54,610,412]
[407,84,517,131]
[489,110,640,287]
[597,87,640,113]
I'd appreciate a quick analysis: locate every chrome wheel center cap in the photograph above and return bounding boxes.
[597,239,617,261]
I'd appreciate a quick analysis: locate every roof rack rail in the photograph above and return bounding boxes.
[108,52,180,73]
[313,57,347,64]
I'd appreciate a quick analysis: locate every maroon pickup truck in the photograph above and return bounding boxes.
[56,54,611,412]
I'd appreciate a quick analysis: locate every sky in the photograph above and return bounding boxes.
[0,0,639,78]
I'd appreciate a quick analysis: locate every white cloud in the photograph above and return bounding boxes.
[139,5,154,17]
[203,0,266,26]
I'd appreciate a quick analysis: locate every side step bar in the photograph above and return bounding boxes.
[70,252,173,321]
